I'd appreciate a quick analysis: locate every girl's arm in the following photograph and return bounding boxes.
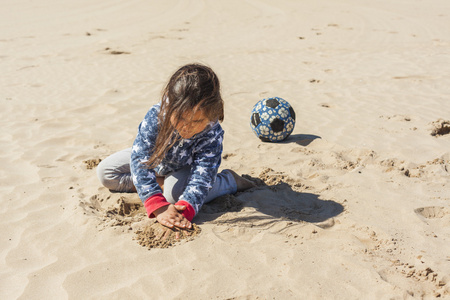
[177,128,224,218]
[130,106,170,216]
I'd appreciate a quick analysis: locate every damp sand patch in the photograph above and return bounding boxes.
[84,158,102,169]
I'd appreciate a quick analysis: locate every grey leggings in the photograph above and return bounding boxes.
[96,148,237,204]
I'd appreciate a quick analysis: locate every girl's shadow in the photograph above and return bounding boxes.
[197,174,344,226]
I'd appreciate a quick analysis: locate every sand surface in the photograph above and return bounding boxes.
[1,0,450,299]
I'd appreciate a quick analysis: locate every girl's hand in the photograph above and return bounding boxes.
[153,204,192,230]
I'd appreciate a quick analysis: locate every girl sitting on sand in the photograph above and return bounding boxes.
[97,63,254,236]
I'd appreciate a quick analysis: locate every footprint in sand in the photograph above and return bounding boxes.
[415,206,450,220]
[378,264,446,297]
[414,206,450,227]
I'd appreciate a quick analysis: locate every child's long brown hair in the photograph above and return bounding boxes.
[146,63,224,168]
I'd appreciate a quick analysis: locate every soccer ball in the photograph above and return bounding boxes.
[250,97,296,142]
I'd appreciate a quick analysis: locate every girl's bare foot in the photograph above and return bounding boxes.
[226,169,256,192]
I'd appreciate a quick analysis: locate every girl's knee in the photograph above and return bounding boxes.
[96,149,133,192]
[96,160,117,190]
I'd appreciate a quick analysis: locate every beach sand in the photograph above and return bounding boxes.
[1,0,450,298]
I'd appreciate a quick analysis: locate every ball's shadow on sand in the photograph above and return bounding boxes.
[197,174,344,228]
[284,134,321,146]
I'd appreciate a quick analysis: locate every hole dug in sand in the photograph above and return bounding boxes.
[82,193,202,249]
[134,221,201,249]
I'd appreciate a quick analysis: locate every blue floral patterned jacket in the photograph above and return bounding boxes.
[130,102,224,215]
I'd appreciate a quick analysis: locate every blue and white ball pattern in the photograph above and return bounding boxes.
[250,97,296,142]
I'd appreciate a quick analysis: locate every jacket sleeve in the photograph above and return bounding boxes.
[130,107,164,204]
[179,128,224,215]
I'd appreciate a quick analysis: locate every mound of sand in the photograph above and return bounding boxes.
[135,222,201,249]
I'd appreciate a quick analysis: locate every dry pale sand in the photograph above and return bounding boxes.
[1,0,450,299]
